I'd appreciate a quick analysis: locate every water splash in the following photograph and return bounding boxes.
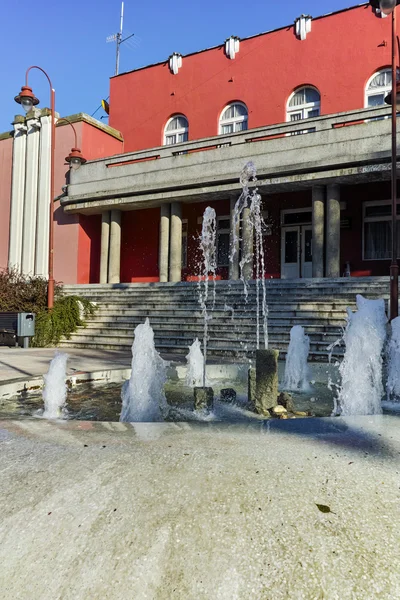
[249,187,268,349]
[337,295,387,415]
[230,161,268,348]
[42,352,69,419]
[186,338,205,387]
[198,207,217,387]
[386,316,400,402]
[120,318,167,422]
[284,326,311,391]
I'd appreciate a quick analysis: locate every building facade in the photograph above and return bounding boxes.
[0,3,399,284]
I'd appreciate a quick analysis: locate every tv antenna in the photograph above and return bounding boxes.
[106,2,135,75]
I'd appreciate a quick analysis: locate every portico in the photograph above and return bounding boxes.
[62,106,398,284]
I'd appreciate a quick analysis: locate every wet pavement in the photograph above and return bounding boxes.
[0,416,399,599]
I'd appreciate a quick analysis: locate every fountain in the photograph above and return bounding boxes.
[230,161,268,349]
[337,295,387,416]
[386,316,400,403]
[42,352,69,419]
[120,318,168,422]
[185,338,205,388]
[198,206,217,388]
[284,326,311,392]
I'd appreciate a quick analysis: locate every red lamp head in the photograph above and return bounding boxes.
[65,147,87,170]
[14,86,39,113]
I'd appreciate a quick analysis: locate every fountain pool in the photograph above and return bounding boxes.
[0,361,374,422]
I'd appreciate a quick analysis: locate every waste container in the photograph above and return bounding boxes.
[17,313,35,348]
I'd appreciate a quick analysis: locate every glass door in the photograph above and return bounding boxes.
[281,226,300,278]
[301,226,313,278]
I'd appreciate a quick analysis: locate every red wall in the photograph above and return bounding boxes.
[54,120,123,284]
[121,208,160,282]
[341,181,393,277]
[0,137,12,271]
[109,4,392,152]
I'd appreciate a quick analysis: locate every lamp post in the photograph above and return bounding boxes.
[370,1,400,320]
[56,118,87,169]
[14,68,86,310]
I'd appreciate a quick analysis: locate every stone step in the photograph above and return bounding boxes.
[58,339,344,361]
[94,308,347,319]
[82,314,346,327]
[94,300,354,310]
[65,329,342,351]
[82,320,342,334]
[79,323,342,342]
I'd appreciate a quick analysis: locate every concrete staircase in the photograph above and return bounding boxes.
[60,278,390,362]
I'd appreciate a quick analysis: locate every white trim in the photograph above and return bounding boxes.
[295,15,312,41]
[164,115,189,146]
[218,102,248,135]
[286,86,320,123]
[169,53,182,75]
[280,207,312,225]
[362,199,400,261]
[225,36,240,59]
[364,68,392,109]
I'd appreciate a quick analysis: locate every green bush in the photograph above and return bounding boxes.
[0,269,95,347]
[32,296,96,347]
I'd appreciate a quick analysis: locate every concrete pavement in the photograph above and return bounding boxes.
[0,416,399,599]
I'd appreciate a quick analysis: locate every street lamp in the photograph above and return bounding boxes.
[57,117,87,170]
[14,68,86,310]
[370,1,400,320]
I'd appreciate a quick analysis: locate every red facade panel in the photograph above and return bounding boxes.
[109,5,391,152]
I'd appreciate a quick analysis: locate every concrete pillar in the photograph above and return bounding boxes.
[169,202,182,283]
[326,184,341,278]
[159,204,170,282]
[100,211,111,284]
[242,206,254,280]
[108,210,121,283]
[229,197,240,280]
[8,119,27,272]
[312,186,325,278]
[255,349,279,415]
[194,387,214,411]
[35,114,51,277]
[21,116,41,275]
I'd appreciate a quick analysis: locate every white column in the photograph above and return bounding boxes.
[312,186,325,278]
[108,210,121,283]
[159,204,170,282]
[8,119,27,273]
[100,211,111,284]
[35,114,51,277]
[21,116,41,275]
[169,202,182,283]
[326,184,341,278]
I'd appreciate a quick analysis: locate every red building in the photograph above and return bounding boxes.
[0,3,398,284]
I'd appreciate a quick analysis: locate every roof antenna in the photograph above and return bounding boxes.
[106,2,135,75]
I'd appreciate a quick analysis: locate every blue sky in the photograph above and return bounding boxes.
[0,0,359,132]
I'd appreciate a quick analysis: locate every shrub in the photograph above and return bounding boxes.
[0,269,95,347]
[32,296,96,347]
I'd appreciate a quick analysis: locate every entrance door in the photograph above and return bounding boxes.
[301,226,313,278]
[282,226,300,279]
[281,225,312,279]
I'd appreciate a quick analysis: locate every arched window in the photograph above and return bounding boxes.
[164,115,189,145]
[287,86,321,122]
[219,102,248,134]
[365,69,391,107]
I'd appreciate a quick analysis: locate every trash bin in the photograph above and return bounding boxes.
[17,313,35,348]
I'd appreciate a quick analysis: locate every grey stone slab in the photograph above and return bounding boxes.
[0,416,399,599]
